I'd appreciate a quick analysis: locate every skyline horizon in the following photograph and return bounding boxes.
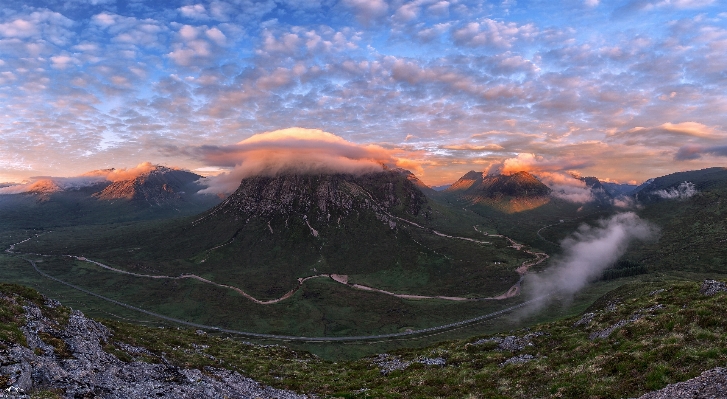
[1,1,726,185]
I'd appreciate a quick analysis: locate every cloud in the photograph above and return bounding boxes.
[484,153,592,176]
[0,176,106,194]
[183,128,419,194]
[652,181,698,199]
[451,19,538,48]
[525,212,658,303]
[614,0,715,17]
[674,144,727,160]
[342,0,389,25]
[179,4,209,20]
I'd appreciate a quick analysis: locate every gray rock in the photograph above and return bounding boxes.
[372,354,412,375]
[472,331,544,351]
[573,312,595,328]
[0,303,313,399]
[636,367,727,399]
[700,280,727,296]
[418,357,446,366]
[500,354,535,366]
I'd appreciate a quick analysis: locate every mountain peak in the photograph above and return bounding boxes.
[446,170,551,213]
[93,166,202,204]
[199,169,427,228]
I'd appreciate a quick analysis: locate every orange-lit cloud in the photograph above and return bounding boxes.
[193,128,421,194]
[483,153,597,203]
[83,162,173,182]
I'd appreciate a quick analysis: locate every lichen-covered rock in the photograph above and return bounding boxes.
[0,304,312,399]
[700,280,727,296]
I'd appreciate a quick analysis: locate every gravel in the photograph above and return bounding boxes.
[636,367,727,399]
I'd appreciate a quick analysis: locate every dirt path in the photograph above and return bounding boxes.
[8,216,548,304]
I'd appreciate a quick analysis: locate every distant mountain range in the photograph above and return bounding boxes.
[0,165,220,229]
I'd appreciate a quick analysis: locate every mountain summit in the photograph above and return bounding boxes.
[199,169,427,228]
[93,166,203,205]
[446,171,551,213]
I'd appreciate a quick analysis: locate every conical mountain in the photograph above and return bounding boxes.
[445,171,551,213]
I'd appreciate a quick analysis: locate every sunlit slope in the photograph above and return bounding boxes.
[0,166,220,230]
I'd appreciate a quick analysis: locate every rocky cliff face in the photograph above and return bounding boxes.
[201,169,427,226]
[0,298,310,399]
[93,166,203,205]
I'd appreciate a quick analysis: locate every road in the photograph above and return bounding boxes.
[19,257,548,342]
[5,219,551,342]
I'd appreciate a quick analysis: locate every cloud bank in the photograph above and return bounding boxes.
[525,212,658,302]
[191,128,419,194]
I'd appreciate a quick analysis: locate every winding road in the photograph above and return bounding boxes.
[8,219,547,305]
[4,217,551,342]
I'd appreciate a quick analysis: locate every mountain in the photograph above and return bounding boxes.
[602,181,637,197]
[445,171,552,213]
[93,166,205,205]
[431,184,451,191]
[577,176,613,204]
[0,165,220,229]
[13,168,531,337]
[633,167,727,203]
[201,169,426,224]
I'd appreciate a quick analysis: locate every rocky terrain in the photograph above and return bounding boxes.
[0,292,311,399]
[198,169,428,226]
[3,277,727,398]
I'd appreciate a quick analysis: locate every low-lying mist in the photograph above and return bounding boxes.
[524,212,658,306]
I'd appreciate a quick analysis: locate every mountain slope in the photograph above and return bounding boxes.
[633,167,727,203]
[93,166,205,205]
[445,171,552,213]
[0,166,220,230]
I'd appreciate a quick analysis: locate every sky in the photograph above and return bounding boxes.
[0,0,725,186]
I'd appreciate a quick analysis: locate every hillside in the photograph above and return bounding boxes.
[445,171,552,213]
[10,169,537,337]
[2,279,727,398]
[93,166,203,205]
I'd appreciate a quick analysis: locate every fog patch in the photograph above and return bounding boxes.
[653,181,697,200]
[524,212,658,307]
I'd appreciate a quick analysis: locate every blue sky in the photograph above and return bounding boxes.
[0,0,725,185]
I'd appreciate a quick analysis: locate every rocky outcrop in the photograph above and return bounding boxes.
[700,279,727,296]
[0,304,311,399]
[636,367,727,399]
[200,169,427,225]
